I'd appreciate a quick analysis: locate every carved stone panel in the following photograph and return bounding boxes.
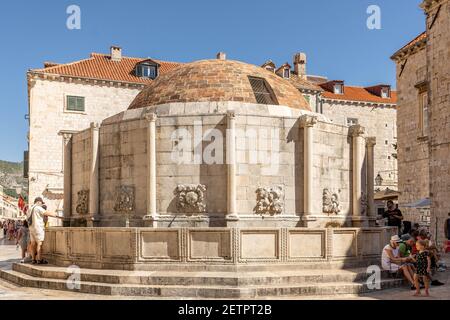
[175,184,207,214]
[323,189,341,215]
[114,185,135,214]
[254,186,284,215]
[76,190,89,215]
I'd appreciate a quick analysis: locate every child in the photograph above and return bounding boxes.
[413,239,431,297]
[16,220,30,263]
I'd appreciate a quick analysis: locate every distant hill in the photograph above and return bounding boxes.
[0,160,27,198]
[0,160,23,174]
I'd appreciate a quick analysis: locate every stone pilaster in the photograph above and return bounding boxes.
[350,125,368,227]
[143,113,158,227]
[299,115,318,225]
[88,123,100,227]
[226,111,239,226]
[62,133,72,227]
[366,137,377,226]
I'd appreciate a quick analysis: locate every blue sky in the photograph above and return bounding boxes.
[0,0,425,162]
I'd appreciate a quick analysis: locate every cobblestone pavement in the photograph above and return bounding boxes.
[1,233,449,300]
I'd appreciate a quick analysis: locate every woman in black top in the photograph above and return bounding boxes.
[383,200,404,235]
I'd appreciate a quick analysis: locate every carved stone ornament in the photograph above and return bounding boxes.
[175,184,207,214]
[254,186,284,215]
[299,115,318,128]
[349,124,366,137]
[114,185,135,214]
[76,190,89,215]
[323,189,341,215]
[360,192,368,216]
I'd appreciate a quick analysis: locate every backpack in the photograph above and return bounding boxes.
[27,205,36,227]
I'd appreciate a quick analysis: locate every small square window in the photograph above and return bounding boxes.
[303,95,311,105]
[334,84,344,95]
[347,118,358,126]
[66,96,85,112]
[136,64,157,79]
[381,88,390,98]
[385,140,388,145]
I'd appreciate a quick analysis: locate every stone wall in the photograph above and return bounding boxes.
[395,46,429,225]
[71,128,92,222]
[69,102,374,228]
[425,0,450,244]
[42,226,397,271]
[310,121,352,226]
[322,101,397,191]
[28,77,141,217]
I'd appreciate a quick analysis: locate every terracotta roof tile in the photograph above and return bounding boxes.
[287,73,323,92]
[31,53,183,84]
[321,85,397,104]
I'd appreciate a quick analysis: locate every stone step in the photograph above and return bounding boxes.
[11,263,393,287]
[0,269,404,299]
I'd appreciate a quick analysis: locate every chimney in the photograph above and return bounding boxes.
[216,52,226,60]
[293,52,307,80]
[110,46,122,62]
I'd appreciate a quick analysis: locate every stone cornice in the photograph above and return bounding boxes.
[27,70,147,90]
[321,97,396,108]
[421,0,448,12]
[390,36,427,62]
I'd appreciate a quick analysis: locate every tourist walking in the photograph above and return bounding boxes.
[381,235,416,289]
[7,220,15,241]
[16,220,30,263]
[0,221,5,239]
[27,197,63,264]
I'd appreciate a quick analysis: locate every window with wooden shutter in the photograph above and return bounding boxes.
[66,96,85,112]
[248,77,277,105]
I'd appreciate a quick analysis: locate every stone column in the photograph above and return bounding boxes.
[226,111,239,225]
[62,133,72,227]
[350,125,367,227]
[366,137,377,226]
[299,115,318,224]
[143,113,158,227]
[88,123,100,227]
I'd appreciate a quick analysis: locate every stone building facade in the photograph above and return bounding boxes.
[391,32,429,226]
[0,186,20,220]
[263,54,398,196]
[26,47,181,218]
[392,0,450,244]
[320,85,398,194]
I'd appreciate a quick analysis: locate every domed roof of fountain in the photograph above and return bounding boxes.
[128,59,310,110]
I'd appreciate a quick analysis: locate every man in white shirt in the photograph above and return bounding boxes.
[27,197,62,264]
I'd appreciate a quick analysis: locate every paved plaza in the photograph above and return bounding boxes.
[1,233,448,300]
